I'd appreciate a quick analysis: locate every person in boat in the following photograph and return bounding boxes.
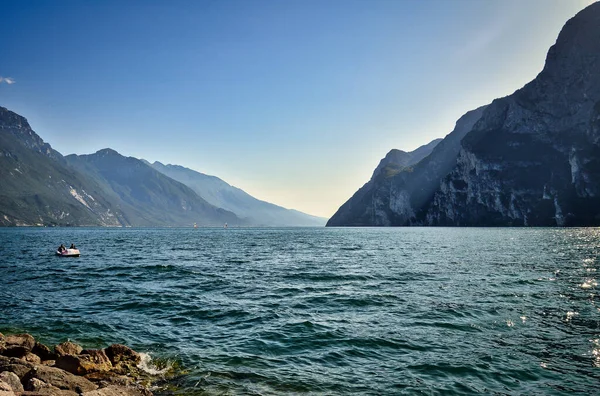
[70,243,76,249]
[58,244,66,252]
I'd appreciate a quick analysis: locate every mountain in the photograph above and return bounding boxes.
[0,107,125,226]
[0,104,316,228]
[150,162,327,226]
[0,106,242,227]
[426,2,600,226]
[65,150,243,227]
[370,138,442,181]
[327,130,469,226]
[329,2,600,227]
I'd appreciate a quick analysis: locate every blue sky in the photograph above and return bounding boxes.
[0,0,593,218]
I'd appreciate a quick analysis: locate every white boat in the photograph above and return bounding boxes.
[56,248,80,257]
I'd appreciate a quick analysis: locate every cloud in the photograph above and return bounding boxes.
[0,76,15,84]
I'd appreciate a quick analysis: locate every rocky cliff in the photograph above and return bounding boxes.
[426,2,600,226]
[327,136,451,226]
[329,2,600,227]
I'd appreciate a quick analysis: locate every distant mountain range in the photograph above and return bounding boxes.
[0,108,326,227]
[149,162,325,227]
[328,2,600,227]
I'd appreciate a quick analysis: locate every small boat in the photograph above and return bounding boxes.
[56,248,80,257]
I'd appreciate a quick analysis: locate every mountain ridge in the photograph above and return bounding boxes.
[150,161,327,227]
[65,149,244,227]
[0,107,126,226]
[328,2,600,227]
[0,106,323,227]
[327,137,448,226]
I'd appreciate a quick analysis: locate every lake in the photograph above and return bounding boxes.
[1,227,599,394]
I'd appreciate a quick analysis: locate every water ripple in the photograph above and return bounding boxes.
[1,227,599,394]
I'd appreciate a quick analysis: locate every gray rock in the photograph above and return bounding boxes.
[0,372,23,392]
[0,380,13,391]
[22,365,97,393]
[21,380,79,395]
[25,377,52,392]
[84,371,136,388]
[0,389,15,396]
[82,384,152,396]
[0,356,35,380]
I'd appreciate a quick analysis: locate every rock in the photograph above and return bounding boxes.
[32,343,57,362]
[84,371,136,388]
[0,372,24,392]
[23,377,79,395]
[0,380,13,391]
[0,384,15,396]
[54,342,82,357]
[41,360,56,367]
[20,391,78,396]
[55,350,112,375]
[0,334,35,358]
[0,356,35,380]
[82,384,152,396]
[23,353,42,365]
[103,344,141,366]
[25,377,52,391]
[22,365,98,393]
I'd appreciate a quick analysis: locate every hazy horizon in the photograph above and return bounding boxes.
[0,0,593,218]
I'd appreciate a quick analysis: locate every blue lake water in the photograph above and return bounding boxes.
[0,227,599,394]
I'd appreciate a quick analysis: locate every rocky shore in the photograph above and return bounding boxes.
[0,333,156,396]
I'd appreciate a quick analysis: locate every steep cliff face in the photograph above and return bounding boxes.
[426,2,600,226]
[326,135,452,226]
[329,2,600,227]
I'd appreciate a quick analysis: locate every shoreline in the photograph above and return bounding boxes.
[0,332,161,396]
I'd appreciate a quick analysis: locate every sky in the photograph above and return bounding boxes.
[0,0,594,218]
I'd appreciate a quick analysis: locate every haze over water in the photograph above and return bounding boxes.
[1,227,599,394]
